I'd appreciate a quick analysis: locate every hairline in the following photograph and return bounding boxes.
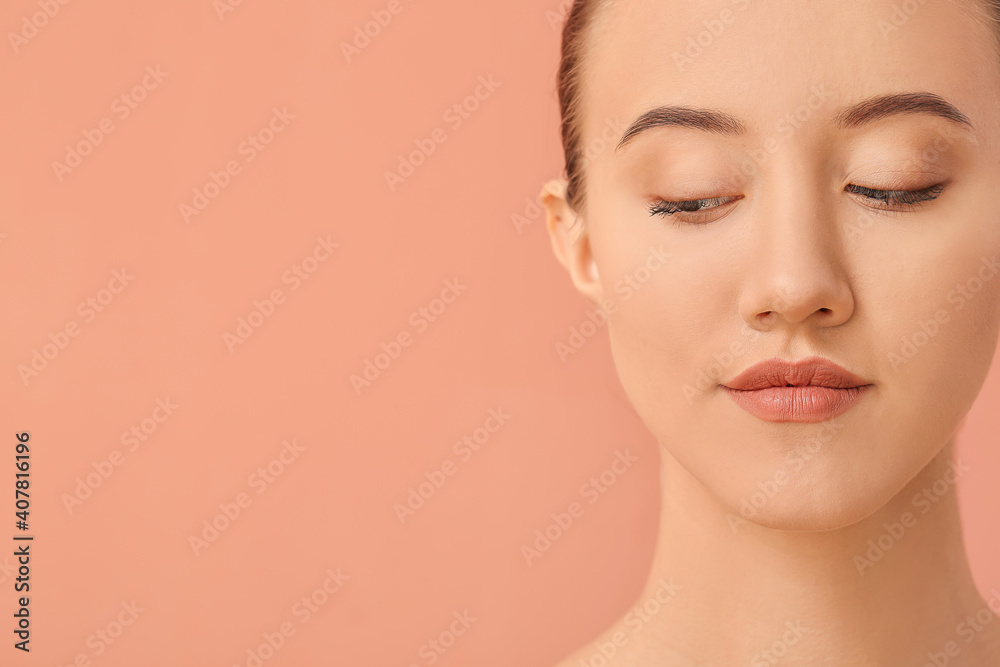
[560,0,1000,218]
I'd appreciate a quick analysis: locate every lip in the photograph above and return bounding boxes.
[721,356,873,423]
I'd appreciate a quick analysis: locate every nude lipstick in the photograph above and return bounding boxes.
[721,356,873,423]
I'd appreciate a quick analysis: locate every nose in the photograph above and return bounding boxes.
[737,176,855,332]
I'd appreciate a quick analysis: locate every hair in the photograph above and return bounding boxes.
[556,0,1000,216]
[556,0,606,214]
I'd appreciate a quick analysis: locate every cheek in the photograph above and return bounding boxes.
[879,251,1000,417]
[602,251,737,418]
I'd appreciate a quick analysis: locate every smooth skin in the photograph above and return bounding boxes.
[543,0,1000,664]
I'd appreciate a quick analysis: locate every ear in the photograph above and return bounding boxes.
[540,178,603,304]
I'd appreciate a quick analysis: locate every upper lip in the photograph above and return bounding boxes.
[723,356,872,391]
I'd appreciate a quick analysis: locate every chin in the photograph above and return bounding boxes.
[722,483,890,533]
[659,414,934,534]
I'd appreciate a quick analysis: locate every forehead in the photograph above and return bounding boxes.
[579,0,999,146]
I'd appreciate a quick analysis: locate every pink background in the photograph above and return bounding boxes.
[1,0,997,665]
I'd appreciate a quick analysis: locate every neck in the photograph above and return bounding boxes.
[621,439,1000,666]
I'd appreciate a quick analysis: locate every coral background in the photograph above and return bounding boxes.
[1,0,997,665]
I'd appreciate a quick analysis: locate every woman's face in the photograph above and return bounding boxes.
[548,0,1000,530]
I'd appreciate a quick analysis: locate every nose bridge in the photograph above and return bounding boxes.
[739,152,853,328]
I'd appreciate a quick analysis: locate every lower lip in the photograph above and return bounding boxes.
[722,385,872,423]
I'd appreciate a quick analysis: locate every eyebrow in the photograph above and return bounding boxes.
[615,92,973,152]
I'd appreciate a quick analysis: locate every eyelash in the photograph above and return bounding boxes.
[845,183,947,212]
[648,196,741,224]
[648,183,948,225]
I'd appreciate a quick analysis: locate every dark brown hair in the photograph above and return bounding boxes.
[556,0,604,214]
[556,0,1000,215]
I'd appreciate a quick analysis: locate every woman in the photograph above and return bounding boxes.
[540,0,1000,664]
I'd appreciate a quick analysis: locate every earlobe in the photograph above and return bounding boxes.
[540,178,603,304]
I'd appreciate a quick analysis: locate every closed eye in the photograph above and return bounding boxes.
[845,183,947,212]
[648,195,741,225]
[648,182,948,226]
